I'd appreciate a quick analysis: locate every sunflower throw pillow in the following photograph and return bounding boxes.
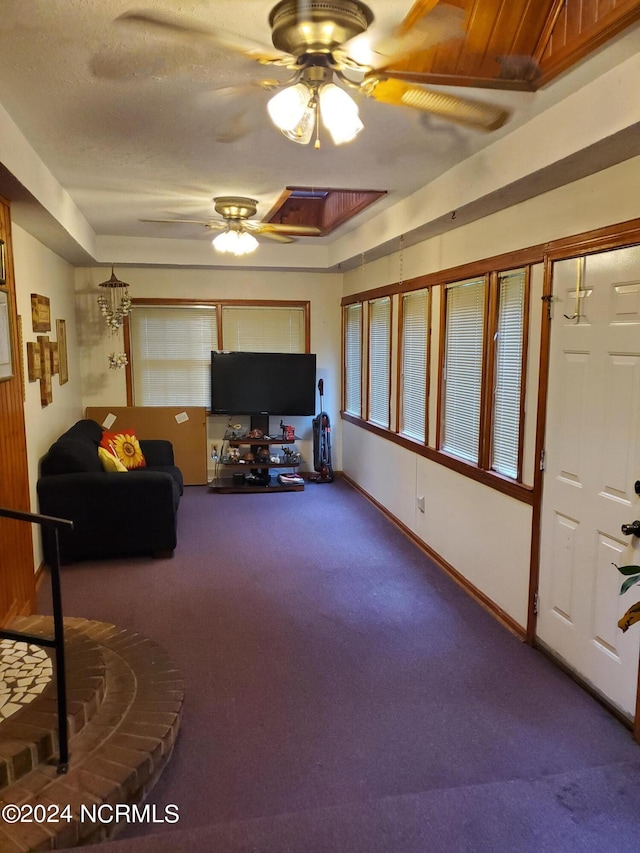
[100,430,146,470]
[98,446,128,473]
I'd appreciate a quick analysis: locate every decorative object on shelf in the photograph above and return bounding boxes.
[0,289,13,382]
[107,352,128,370]
[256,447,271,463]
[282,446,301,464]
[97,266,131,369]
[30,293,51,332]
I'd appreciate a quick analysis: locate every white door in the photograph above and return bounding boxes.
[538,244,640,719]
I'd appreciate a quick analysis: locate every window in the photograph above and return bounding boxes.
[129,301,308,407]
[221,305,305,352]
[399,288,429,442]
[491,269,526,478]
[340,256,532,494]
[344,303,362,416]
[368,297,391,428]
[441,277,486,463]
[130,305,218,406]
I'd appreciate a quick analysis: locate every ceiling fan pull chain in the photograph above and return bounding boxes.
[314,98,321,149]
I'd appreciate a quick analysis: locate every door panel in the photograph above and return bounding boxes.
[538,245,640,719]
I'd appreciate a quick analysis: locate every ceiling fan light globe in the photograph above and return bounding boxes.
[319,83,363,144]
[267,83,311,132]
[212,230,235,253]
[236,231,259,255]
[282,106,316,144]
[212,229,258,256]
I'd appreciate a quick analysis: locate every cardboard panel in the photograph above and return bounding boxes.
[86,406,207,485]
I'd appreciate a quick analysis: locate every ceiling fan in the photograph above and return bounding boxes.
[114,0,510,144]
[142,196,322,255]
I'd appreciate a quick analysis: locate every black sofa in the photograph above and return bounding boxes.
[37,419,183,563]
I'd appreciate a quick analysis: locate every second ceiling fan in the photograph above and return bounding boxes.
[142,196,321,255]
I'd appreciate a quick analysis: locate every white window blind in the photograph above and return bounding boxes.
[400,289,428,441]
[130,305,219,406]
[221,306,305,352]
[442,278,485,463]
[491,269,526,479]
[368,297,391,428]
[344,303,362,416]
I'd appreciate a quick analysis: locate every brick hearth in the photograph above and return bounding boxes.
[0,617,184,850]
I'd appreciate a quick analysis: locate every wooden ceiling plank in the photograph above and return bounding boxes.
[537,0,640,84]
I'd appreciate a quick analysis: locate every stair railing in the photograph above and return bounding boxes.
[0,506,73,774]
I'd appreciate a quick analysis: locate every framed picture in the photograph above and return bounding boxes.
[0,289,13,381]
[0,240,5,284]
[31,293,51,332]
[56,318,68,384]
[37,335,52,406]
[27,341,41,381]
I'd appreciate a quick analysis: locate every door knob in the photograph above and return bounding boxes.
[621,520,640,536]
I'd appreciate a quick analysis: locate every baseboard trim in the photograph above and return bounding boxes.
[342,473,526,642]
[535,638,635,736]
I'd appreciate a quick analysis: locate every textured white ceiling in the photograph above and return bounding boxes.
[0,1,639,269]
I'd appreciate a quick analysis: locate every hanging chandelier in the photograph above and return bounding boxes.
[97,266,131,368]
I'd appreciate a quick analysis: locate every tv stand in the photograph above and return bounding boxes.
[208,415,304,494]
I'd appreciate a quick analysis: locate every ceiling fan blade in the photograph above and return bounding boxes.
[247,223,322,236]
[336,2,464,72]
[254,230,296,244]
[140,218,225,230]
[116,10,294,66]
[363,77,509,131]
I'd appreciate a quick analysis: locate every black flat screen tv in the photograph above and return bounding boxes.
[211,351,316,416]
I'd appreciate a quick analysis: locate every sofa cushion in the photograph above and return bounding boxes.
[41,437,102,475]
[100,430,147,470]
[40,419,105,477]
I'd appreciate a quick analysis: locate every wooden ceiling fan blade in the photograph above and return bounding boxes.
[249,223,322,236]
[365,78,509,131]
[140,218,225,230]
[116,10,292,65]
[337,3,464,72]
[254,230,295,244]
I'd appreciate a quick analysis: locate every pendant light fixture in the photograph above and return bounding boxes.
[212,227,259,256]
[267,66,363,148]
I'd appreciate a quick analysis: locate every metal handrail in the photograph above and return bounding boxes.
[0,506,73,774]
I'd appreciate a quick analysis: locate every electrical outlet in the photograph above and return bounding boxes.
[417,495,425,513]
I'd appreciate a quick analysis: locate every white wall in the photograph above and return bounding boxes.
[342,156,640,631]
[12,225,84,566]
[75,266,344,474]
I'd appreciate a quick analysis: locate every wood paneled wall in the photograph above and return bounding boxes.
[0,197,36,625]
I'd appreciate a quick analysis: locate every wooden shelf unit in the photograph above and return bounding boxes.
[209,417,304,494]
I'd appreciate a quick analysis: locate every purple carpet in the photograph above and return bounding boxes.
[39,480,640,852]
